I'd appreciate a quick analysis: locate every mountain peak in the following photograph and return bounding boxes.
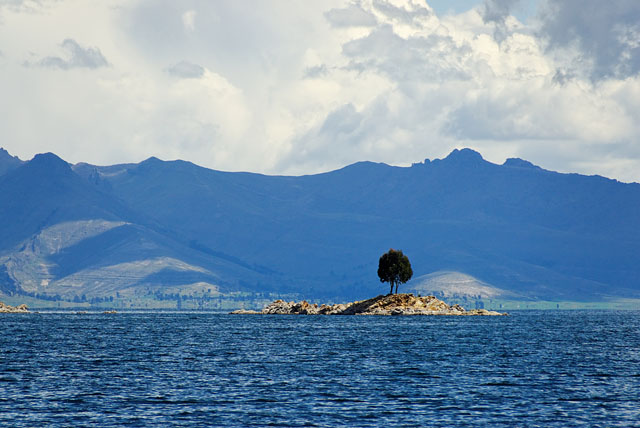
[142,156,162,164]
[440,148,486,167]
[136,156,165,171]
[503,158,541,170]
[29,152,70,169]
[17,153,74,180]
[446,148,483,160]
[0,147,22,163]
[0,148,24,176]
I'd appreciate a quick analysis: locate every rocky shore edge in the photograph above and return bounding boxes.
[0,302,29,313]
[231,293,506,316]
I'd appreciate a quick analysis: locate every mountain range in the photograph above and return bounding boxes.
[1,147,639,308]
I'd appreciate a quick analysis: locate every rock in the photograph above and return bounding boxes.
[0,302,29,313]
[102,310,117,314]
[258,300,324,315]
[231,294,508,316]
[464,309,505,316]
[261,300,297,314]
[450,304,465,312]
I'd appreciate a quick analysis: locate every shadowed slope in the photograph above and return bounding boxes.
[82,149,640,300]
[2,148,640,302]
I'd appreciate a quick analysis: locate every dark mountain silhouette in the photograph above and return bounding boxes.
[0,153,285,299]
[0,153,127,250]
[0,148,24,177]
[1,148,639,303]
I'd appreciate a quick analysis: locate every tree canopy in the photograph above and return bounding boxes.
[377,248,413,295]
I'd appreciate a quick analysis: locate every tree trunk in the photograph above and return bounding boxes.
[389,282,393,295]
[395,282,399,294]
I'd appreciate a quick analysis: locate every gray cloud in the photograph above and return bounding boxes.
[445,98,535,141]
[342,25,472,82]
[482,0,520,25]
[0,0,56,13]
[324,3,377,28]
[337,1,473,83]
[303,64,329,79]
[319,103,362,136]
[31,38,108,70]
[551,69,576,86]
[538,0,640,80]
[165,60,205,78]
[482,0,521,42]
[275,102,372,172]
[371,0,432,24]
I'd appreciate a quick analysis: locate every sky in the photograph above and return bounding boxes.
[1,0,639,182]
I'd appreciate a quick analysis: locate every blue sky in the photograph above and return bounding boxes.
[1,0,639,182]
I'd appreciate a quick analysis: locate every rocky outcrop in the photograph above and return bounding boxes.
[0,302,29,313]
[231,294,506,316]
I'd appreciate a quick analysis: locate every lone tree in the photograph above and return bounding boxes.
[377,248,413,295]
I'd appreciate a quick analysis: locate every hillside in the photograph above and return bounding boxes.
[1,147,639,307]
[0,153,288,307]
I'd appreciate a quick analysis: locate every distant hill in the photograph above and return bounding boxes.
[1,148,639,307]
[0,153,287,307]
[406,271,519,300]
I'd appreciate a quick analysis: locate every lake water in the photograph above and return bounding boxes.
[1,311,639,427]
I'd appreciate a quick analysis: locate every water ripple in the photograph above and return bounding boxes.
[1,311,639,427]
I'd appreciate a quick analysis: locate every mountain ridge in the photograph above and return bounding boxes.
[1,148,639,307]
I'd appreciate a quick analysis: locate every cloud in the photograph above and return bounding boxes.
[482,0,519,23]
[324,3,377,27]
[29,38,108,70]
[2,0,640,184]
[538,0,640,80]
[165,61,205,79]
[303,64,329,79]
[320,103,363,136]
[481,0,521,41]
[0,0,55,13]
[371,0,433,25]
[182,9,196,31]
[444,78,634,143]
[307,1,640,181]
[341,24,473,81]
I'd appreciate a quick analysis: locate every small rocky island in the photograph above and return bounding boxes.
[232,293,506,316]
[0,302,29,313]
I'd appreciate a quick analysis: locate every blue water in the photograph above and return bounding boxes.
[1,311,639,427]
